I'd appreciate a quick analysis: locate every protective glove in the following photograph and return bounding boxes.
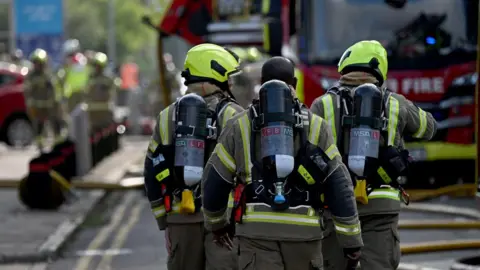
[344,247,361,270]
[212,224,234,250]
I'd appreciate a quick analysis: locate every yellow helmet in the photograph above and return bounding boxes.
[229,47,247,62]
[246,47,261,62]
[337,40,388,84]
[182,43,240,90]
[92,52,108,68]
[29,48,48,63]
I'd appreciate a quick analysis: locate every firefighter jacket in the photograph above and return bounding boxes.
[144,92,244,230]
[310,73,437,216]
[202,107,363,248]
[57,63,90,99]
[24,71,59,118]
[86,73,115,111]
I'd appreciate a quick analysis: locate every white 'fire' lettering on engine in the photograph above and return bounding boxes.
[386,77,444,94]
[402,77,444,94]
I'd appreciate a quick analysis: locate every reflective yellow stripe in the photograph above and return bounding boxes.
[368,188,400,201]
[387,96,400,146]
[227,192,234,208]
[159,108,170,145]
[238,115,252,184]
[295,68,305,103]
[298,165,315,185]
[152,206,166,218]
[148,139,158,153]
[242,203,319,226]
[308,114,322,145]
[155,169,170,182]
[325,144,340,160]
[413,108,427,138]
[377,166,392,184]
[333,220,361,236]
[261,0,270,14]
[321,95,337,143]
[242,211,320,226]
[222,106,237,128]
[214,143,236,172]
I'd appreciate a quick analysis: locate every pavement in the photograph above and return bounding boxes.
[0,136,148,267]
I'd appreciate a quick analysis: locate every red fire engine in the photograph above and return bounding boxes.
[151,0,479,190]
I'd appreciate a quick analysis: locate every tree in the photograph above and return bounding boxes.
[65,0,155,70]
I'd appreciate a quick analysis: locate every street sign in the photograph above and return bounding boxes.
[14,0,64,35]
[13,0,64,67]
[16,34,63,67]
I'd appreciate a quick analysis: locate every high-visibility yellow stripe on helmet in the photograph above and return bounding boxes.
[214,143,236,173]
[387,96,400,146]
[321,95,337,143]
[159,108,170,145]
[413,108,427,138]
[333,220,361,236]
[308,114,323,145]
[238,115,252,184]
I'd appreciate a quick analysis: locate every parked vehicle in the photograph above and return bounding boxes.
[0,62,33,147]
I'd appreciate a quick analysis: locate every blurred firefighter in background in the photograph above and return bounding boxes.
[85,52,116,132]
[10,49,23,65]
[57,39,90,113]
[151,53,183,112]
[24,49,63,152]
[227,46,265,108]
[144,43,244,270]
[0,43,8,61]
[84,50,96,68]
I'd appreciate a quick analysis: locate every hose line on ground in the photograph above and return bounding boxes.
[400,240,480,254]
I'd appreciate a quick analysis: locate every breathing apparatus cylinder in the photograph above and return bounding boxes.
[174,93,208,214]
[258,80,295,206]
[347,83,383,178]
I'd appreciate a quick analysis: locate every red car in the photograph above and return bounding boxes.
[0,62,33,147]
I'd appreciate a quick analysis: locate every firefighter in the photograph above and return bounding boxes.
[85,52,115,132]
[24,49,63,151]
[202,57,363,270]
[310,40,437,270]
[144,43,244,270]
[11,49,23,65]
[57,39,90,113]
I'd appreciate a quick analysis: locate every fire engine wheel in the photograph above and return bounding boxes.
[4,116,34,148]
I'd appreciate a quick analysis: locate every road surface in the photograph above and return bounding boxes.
[39,192,479,270]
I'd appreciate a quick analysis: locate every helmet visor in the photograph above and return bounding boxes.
[227,70,246,90]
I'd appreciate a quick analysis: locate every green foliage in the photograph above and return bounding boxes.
[65,0,155,67]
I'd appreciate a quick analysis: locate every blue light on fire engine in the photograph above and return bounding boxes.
[426,37,436,45]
